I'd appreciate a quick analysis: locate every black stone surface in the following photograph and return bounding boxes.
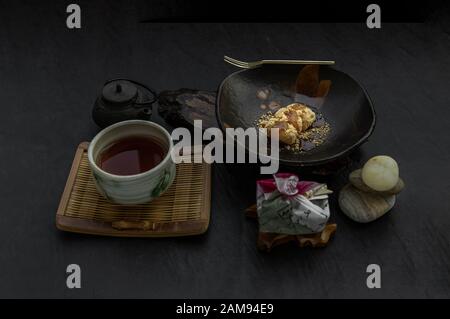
[0,1,449,298]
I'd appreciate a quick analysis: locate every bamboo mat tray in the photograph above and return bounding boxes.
[56,142,211,237]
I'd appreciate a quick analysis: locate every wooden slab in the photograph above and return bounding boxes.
[56,142,211,237]
[157,89,218,130]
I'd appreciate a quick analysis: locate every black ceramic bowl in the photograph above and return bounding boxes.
[216,65,376,166]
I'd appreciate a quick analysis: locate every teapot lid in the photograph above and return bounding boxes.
[102,80,138,106]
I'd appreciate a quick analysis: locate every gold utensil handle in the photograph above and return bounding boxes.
[262,60,335,65]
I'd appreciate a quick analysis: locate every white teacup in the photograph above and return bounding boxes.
[87,120,176,205]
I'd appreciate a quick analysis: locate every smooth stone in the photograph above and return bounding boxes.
[338,184,396,223]
[349,169,404,195]
[361,155,399,191]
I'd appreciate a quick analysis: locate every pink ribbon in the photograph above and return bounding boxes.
[257,173,318,197]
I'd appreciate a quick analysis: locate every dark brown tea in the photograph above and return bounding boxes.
[98,136,166,176]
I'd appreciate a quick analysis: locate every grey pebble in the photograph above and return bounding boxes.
[338,184,396,223]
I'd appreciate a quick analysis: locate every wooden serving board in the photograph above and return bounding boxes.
[56,142,211,237]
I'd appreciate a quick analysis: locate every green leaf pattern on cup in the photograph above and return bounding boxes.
[152,169,171,198]
[92,173,112,200]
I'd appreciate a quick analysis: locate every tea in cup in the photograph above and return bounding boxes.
[88,120,176,204]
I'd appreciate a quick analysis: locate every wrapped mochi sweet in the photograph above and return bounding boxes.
[256,173,332,235]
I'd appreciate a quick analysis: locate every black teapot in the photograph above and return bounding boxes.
[92,78,156,128]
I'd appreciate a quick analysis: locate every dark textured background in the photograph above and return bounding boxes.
[0,0,449,298]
